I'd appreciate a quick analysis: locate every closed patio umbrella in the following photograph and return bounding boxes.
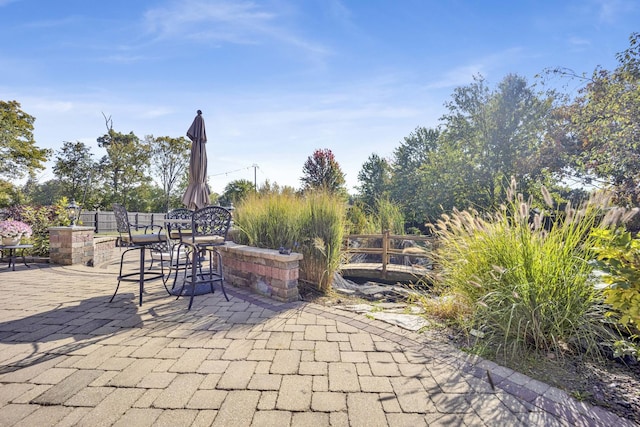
[182,110,210,210]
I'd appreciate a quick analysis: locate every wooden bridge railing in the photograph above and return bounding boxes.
[343,231,435,278]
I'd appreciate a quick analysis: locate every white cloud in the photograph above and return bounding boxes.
[568,36,591,47]
[32,100,74,113]
[425,47,530,89]
[425,64,484,89]
[139,107,175,120]
[594,0,637,23]
[142,0,329,56]
[144,0,275,39]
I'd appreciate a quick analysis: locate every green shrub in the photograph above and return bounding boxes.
[430,178,615,359]
[346,197,404,235]
[590,227,640,333]
[345,202,376,234]
[375,197,404,235]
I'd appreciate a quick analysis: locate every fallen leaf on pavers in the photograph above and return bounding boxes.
[369,312,432,331]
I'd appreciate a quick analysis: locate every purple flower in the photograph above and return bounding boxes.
[0,220,33,239]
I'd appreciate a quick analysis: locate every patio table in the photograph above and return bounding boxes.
[0,244,34,271]
[164,215,227,304]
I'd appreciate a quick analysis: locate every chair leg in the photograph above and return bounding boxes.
[111,246,136,303]
[208,250,215,294]
[147,252,164,273]
[147,256,155,271]
[171,253,184,293]
[174,244,229,310]
[187,250,200,310]
[167,243,181,292]
[175,244,192,299]
[110,244,165,306]
[173,244,189,291]
[139,247,145,306]
[215,249,229,301]
[162,247,173,286]
[157,249,170,295]
[110,251,126,302]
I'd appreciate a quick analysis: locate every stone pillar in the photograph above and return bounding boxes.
[49,226,94,266]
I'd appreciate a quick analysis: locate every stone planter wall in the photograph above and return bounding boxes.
[92,236,119,266]
[219,242,302,303]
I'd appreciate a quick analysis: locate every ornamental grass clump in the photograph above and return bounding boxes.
[431,177,615,359]
[298,190,346,292]
[233,191,302,250]
[233,189,345,292]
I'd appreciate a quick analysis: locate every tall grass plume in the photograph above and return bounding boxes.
[429,183,617,359]
[234,190,345,292]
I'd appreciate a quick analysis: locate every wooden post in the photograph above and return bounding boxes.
[381,230,389,279]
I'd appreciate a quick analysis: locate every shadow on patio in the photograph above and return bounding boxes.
[0,294,141,374]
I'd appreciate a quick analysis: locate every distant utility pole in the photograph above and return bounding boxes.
[252,164,258,190]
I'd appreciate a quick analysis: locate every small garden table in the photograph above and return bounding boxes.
[0,244,34,271]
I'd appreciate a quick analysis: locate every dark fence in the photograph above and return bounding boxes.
[78,211,165,233]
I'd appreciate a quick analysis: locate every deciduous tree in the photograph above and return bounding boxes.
[559,33,640,205]
[53,141,96,203]
[388,127,440,226]
[301,148,347,196]
[220,179,256,206]
[356,153,391,211]
[439,74,555,208]
[147,135,191,212]
[0,100,51,180]
[97,117,151,209]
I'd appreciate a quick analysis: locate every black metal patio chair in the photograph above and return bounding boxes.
[110,203,168,306]
[175,206,231,309]
[154,208,194,291]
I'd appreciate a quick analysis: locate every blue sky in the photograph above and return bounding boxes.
[1,0,638,195]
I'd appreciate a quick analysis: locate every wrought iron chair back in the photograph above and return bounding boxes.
[113,203,134,246]
[149,208,192,269]
[165,208,193,239]
[156,208,194,289]
[190,206,231,244]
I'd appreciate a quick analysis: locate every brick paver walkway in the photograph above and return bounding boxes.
[0,256,635,426]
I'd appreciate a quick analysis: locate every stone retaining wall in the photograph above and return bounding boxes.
[218,243,302,303]
[93,236,119,266]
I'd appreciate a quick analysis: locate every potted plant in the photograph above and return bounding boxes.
[0,220,33,246]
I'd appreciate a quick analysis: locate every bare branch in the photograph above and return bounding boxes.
[101,112,113,132]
